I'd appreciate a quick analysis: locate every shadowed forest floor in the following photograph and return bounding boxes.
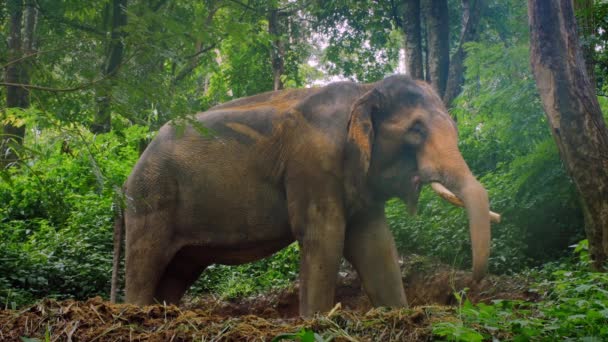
[0,258,537,341]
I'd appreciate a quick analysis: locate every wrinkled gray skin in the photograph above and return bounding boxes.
[116,75,491,316]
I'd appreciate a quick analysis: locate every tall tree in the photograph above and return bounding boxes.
[91,0,127,134]
[528,0,608,270]
[423,0,449,97]
[268,7,285,91]
[2,0,36,166]
[443,0,482,107]
[401,0,424,79]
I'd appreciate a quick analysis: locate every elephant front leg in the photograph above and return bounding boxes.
[287,182,346,316]
[344,207,408,308]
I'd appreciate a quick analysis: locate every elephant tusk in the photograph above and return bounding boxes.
[430,182,501,223]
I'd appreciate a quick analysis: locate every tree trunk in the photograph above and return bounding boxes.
[19,0,36,104]
[528,0,608,270]
[268,8,285,91]
[2,0,27,167]
[423,0,449,97]
[92,0,127,134]
[22,0,38,54]
[402,0,424,79]
[423,12,430,82]
[573,0,596,87]
[443,0,482,107]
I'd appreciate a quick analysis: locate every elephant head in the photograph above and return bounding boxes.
[345,75,496,281]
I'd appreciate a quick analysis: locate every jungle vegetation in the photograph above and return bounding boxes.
[1,0,608,340]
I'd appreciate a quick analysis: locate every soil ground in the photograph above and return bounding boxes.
[0,257,537,341]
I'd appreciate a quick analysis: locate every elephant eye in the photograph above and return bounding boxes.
[404,121,426,145]
[409,122,425,135]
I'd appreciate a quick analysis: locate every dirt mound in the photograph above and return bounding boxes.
[1,297,437,341]
[184,256,537,318]
[0,257,537,341]
[399,256,537,307]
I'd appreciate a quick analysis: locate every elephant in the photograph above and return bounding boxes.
[111,74,499,316]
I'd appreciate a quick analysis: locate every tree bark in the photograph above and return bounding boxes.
[268,8,285,91]
[423,14,430,82]
[423,0,449,97]
[2,0,29,167]
[528,0,608,270]
[91,0,127,134]
[402,0,424,79]
[22,0,38,55]
[443,0,482,107]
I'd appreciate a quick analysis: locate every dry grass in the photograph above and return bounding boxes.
[0,297,456,341]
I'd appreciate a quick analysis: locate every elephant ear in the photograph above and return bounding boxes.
[344,88,382,211]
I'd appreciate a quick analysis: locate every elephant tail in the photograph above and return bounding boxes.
[110,188,125,303]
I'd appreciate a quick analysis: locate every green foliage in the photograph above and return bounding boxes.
[0,118,147,306]
[311,0,400,82]
[191,243,300,299]
[273,328,326,342]
[576,0,608,93]
[433,241,608,341]
[20,0,316,132]
[205,22,274,104]
[433,320,484,342]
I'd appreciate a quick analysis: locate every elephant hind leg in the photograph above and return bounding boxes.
[125,244,175,305]
[154,246,209,304]
[124,212,177,305]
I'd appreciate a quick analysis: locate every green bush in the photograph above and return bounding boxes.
[191,243,300,299]
[432,241,608,340]
[0,124,147,306]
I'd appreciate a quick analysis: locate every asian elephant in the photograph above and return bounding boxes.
[111,75,499,316]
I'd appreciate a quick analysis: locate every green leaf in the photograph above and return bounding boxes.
[0,171,14,187]
[20,337,41,342]
[272,328,320,342]
[580,337,602,342]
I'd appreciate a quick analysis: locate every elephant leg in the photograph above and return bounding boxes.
[125,212,176,305]
[287,180,346,316]
[154,248,209,304]
[344,207,408,308]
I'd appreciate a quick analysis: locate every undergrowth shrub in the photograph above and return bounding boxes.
[191,243,300,299]
[432,241,608,341]
[0,123,147,307]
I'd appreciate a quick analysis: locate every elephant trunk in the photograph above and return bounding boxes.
[454,176,491,281]
[417,117,492,281]
[424,153,492,281]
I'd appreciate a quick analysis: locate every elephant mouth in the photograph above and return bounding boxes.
[403,175,422,214]
[412,175,422,193]
[384,171,499,222]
